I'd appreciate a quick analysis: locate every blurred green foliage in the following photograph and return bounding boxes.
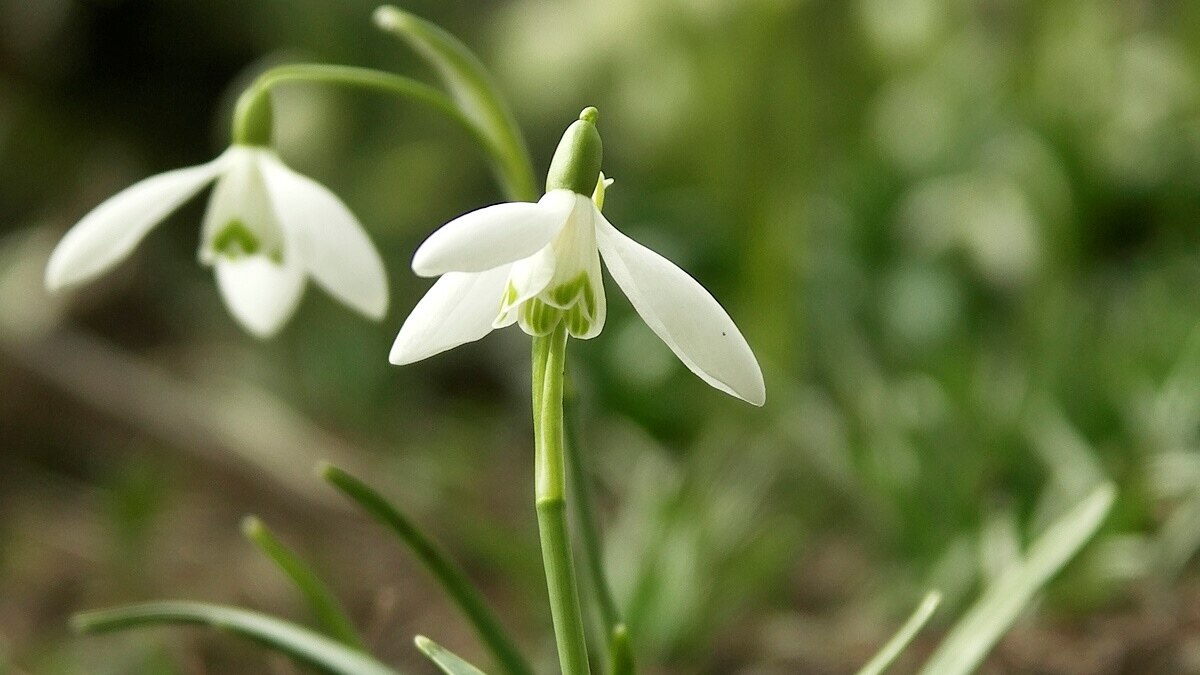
[3,0,1200,672]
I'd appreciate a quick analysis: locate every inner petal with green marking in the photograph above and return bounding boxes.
[494,194,606,339]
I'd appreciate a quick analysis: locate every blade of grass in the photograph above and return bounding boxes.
[415,635,489,675]
[241,515,365,650]
[72,601,401,675]
[920,483,1116,675]
[856,591,942,675]
[319,463,533,675]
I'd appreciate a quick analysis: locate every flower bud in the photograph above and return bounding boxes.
[545,107,602,196]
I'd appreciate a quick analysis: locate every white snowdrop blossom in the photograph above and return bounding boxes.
[45,145,388,337]
[390,110,764,405]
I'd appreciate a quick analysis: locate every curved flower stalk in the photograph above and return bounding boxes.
[45,136,388,338]
[391,107,765,406]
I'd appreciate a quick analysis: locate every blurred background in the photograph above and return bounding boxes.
[2,0,1200,673]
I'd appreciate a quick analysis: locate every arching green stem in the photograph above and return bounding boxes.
[230,64,494,172]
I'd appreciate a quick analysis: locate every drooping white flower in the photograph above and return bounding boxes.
[390,110,764,405]
[45,145,388,337]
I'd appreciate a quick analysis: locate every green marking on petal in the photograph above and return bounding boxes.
[520,298,561,336]
[566,304,590,337]
[212,219,262,258]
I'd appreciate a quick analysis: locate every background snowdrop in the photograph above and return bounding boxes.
[45,141,388,337]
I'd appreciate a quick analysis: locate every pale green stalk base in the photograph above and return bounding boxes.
[533,325,591,675]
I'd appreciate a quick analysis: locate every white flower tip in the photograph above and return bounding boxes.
[410,246,441,278]
[742,375,767,407]
[43,257,71,292]
[711,359,766,406]
[387,342,414,366]
[362,293,389,321]
[240,318,286,339]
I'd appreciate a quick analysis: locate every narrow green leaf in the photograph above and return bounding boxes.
[856,591,942,675]
[242,515,366,650]
[319,463,534,675]
[920,483,1116,675]
[415,635,488,675]
[72,601,402,675]
[373,5,537,202]
[607,623,634,675]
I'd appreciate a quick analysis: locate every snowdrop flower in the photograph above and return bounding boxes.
[45,144,388,337]
[391,108,764,405]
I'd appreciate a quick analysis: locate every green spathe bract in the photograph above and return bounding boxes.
[546,107,603,195]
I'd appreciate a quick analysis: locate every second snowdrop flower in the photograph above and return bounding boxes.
[46,95,388,338]
[391,107,765,405]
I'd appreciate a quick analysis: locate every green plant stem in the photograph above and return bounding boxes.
[321,464,534,675]
[533,324,591,675]
[231,64,490,160]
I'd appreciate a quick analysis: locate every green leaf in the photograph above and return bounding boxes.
[415,635,489,675]
[319,463,534,675]
[856,591,942,675]
[920,483,1116,675]
[242,515,366,650]
[72,601,402,675]
[373,5,537,202]
[606,623,634,675]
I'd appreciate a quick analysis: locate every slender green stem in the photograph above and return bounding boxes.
[533,325,591,675]
[320,464,534,675]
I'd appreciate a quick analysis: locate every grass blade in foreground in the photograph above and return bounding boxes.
[242,515,366,649]
[320,462,534,675]
[920,483,1116,675]
[856,591,942,675]
[373,5,536,202]
[416,635,489,675]
[72,601,401,675]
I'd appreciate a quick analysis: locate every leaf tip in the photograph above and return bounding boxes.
[315,460,337,480]
[372,5,410,32]
[240,515,264,539]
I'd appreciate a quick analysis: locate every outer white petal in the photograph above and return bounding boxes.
[46,155,227,290]
[258,153,388,320]
[595,212,765,405]
[411,190,577,277]
[390,265,511,365]
[214,255,306,339]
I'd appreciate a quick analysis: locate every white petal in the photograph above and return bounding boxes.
[214,255,306,338]
[595,212,765,405]
[46,155,226,290]
[258,153,388,320]
[390,265,511,365]
[411,190,578,277]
